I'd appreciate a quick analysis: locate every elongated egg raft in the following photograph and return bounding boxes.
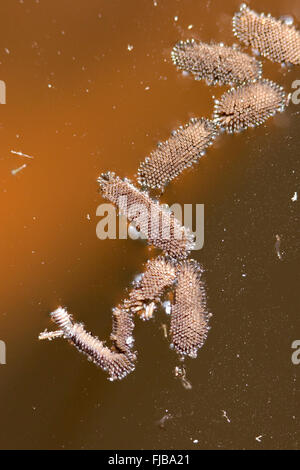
[41,307,136,381]
[213,79,289,134]
[171,39,262,85]
[233,4,300,65]
[98,172,194,259]
[137,118,218,190]
[170,260,210,358]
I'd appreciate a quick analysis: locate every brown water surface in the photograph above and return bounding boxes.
[0,0,299,449]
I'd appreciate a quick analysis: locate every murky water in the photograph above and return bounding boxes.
[0,0,299,450]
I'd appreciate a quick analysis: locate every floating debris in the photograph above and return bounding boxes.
[161,323,168,339]
[174,364,192,390]
[156,409,173,428]
[170,260,210,358]
[275,234,283,261]
[98,172,194,258]
[11,163,27,175]
[213,79,288,133]
[222,410,231,423]
[137,118,218,190]
[233,4,300,65]
[39,307,136,381]
[10,150,34,159]
[291,192,298,202]
[171,39,262,85]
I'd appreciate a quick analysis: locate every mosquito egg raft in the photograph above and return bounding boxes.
[213,79,289,134]
[98,173,194,259]
[170,260,209,358]
[171,39,262,85]
[137,118,218,190]
[126,257,177,310]
[233,4,300,65]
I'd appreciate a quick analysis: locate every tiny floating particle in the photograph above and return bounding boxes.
[39,307,136,381]
[170,260,210,358]
[137,118,218,190]
[232,4,300,65]
[98,172,194,259]
[171,39,262,85]
[213,79,289,133]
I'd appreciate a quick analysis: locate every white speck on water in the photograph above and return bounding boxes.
[11,163,27,175]
[145,86,150,91]
[127,44,134,51]
[174,16,178,22]
[291,192,297,202]
[192,439,199,444]
[255,435,263,442]
[48,83,52,88]
[153,0,158,6]
[187,24,194,30]
[86,214,91,221]
[4,48,10,54]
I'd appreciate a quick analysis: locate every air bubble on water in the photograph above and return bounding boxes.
[280,15,294,26]
[163,300,171,315]
[125,336,134,346]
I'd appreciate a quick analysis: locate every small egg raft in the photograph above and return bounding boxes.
[137,118,218,190]
[40,307,136,381]
[98,172,194,259]
[213,79,288,134]
[171,39,262,85]
[170,260,210,358]
[125,256,177,315]
[232,4,300,65]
